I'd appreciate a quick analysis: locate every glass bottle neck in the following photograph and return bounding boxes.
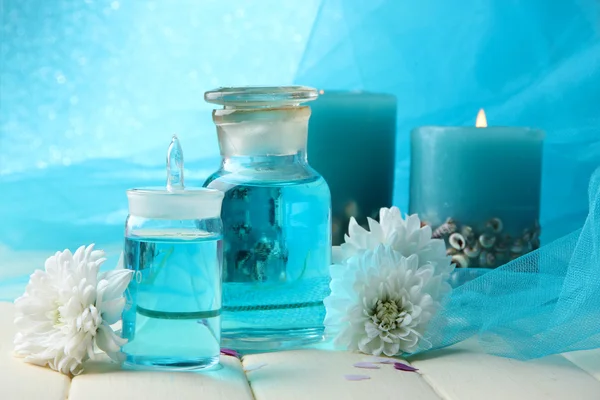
[221,151,308,172]
[213,106,311,159]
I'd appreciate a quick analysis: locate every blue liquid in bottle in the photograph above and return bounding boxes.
[203,86,333,351]
[206,172,331,350]
[122,229,222,370]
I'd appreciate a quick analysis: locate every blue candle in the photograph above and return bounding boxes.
[308,90,397,245]
[409,110,544,268]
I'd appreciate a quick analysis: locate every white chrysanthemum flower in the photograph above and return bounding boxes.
[339,206,453,278]
[14,245,132,375]
[324,245,446,356]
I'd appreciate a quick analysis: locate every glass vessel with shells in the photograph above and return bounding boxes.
[408,122,544,277]
[432,216,541,269]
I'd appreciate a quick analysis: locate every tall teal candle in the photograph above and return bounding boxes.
[409,111,544,269]
[308,90,397,245]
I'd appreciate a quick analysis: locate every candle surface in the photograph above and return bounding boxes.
[308,91,397,245]
[410,125,544,268]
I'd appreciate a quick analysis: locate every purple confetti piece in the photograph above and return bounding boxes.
[394,362,418,372]
[344,374,371,381]
[353,362,381,369]
[244,362,267,372]
[220,348,240,358]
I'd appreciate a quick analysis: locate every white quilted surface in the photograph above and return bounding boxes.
[1,302,599,400]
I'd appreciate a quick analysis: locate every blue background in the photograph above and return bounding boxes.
[1,0,599,297]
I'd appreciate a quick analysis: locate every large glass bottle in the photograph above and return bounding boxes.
[203,86,332,351]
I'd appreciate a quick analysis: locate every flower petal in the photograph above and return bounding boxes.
[331,246,345,264]
[99,297,126,325]
[362,356,396,364]
[353,362,380,369]
[97,269,133,303]
[348,217,366,239]
[115,252,125,270]
[344,374,371,381]
[383,342,401,357]
[394,362,418,372]
[369,220,387,247]
[96,323,126,356]
[220,348,240,358]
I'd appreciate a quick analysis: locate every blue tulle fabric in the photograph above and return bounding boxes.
[417,167,600,359]
[1,0,600,359]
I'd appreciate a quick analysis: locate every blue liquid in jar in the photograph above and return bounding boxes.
[205,175,331,350]
[121,230,222,370]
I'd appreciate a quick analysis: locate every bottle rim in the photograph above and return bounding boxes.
[204,86,318,108]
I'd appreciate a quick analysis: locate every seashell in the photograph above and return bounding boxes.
[500,234,512,245]
[449,232,466,250]
[477,251,496,268]
[478,233,496,249]
[522,229,532,242]
[451,254,469,268]
[486,217,503,234]
[495,242,509,253]
[464,243,481,258]
[478,251,489,267]
[510,239,524,254]
[446,247,458,256]
[230,186,250,200]
[462,226,476,244]
[432,218,457,239]
[233,223,252,239]
[486,252,496,266]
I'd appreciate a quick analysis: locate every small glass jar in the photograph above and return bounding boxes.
[203,86,332,351]
[121,187,224,370]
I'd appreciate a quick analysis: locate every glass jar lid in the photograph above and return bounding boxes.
[204,86,318,108]
[126,135,224,219]
[127,187,223,219]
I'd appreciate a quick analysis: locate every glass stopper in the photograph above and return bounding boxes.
[166,135,185,191]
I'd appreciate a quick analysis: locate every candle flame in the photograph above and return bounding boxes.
[476,109,487,128]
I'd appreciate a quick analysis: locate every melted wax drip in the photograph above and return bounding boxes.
[167,135,185,191]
